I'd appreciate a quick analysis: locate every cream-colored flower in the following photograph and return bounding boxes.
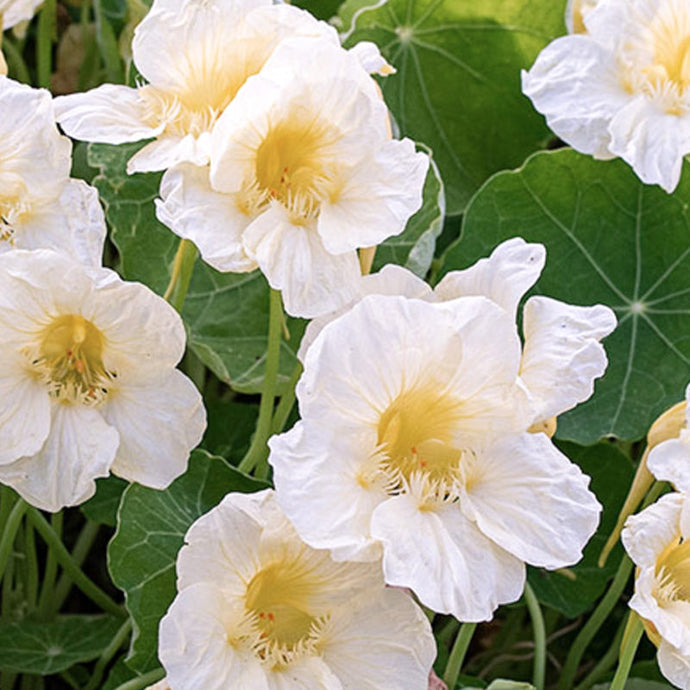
[622,492,690,688]
[0,250,206,511]
[159,489,436,689]
[54,0,338,174]
[0,0,43,30]
[157,37,428,318]
[523,0,690,192]
[297,238,616,427]
[270,293,603,621]
[0,76,105,265]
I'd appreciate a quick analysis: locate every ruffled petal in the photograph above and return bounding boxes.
[647,436,690,493]
[242,204,362,318]
[370,494,525,620]
[156,164,256,273]
[126,132,213,174]
[105,369,206,489]
[520,296,616,420]
[434,238,545,319]
[658,640,690,689]
[54,84,162,144]
[460,433,601,569]
[0,404,118,511]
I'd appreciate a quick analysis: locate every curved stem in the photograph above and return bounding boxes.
[270,360,303,435]
[524,582,546,690]
[558,555,633,690]
[53,520,100,612]
[163,239,198,312]
[27,508,124,618]
[574,615,625,690]
[610,613,643,690]
[238,289,283,474]
[115,668,165,690]
[84,617,133,690]
[0,498,28,581]
[36,0,56,88]
[38,512,62,619]
[443,622,477,688]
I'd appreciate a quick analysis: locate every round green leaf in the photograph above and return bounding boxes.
[107,450,268,674]
[442,149,690,444]
[339,0,566,213]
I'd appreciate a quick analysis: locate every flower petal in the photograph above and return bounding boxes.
[434,238,545,319]
[126,133,213,174]
[647,436,690,493]
[156,164,256,273]
[242,204,362,318]
[460,433,601,569]
[520,296,616,420]
[105,369,206,489]
[54,84,162,144]
[370,493,525,620]
[658,640,690,689]
[0,404,118,511]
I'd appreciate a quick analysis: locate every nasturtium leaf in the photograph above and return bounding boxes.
[202,399,259,463]
[442,149,690,444]
[373,152,445,277]
[81,475,128,527]
[0,615,122,674]
[88,142,304,394]
[108,450,268,674]
[339,0,566,214]
[294,0,343,20]
[527,441,634,617]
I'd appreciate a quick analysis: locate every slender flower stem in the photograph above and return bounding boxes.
[558,555,633,690]
[610,613,644,690]
[24,521,38,610]
[2,37,30,83]
[115,668,165,690]
[524,582,546,690]
[0,499,28,581]
[443,622,477,688]
[574,616,625,690]
[38,512,62,619]
[238,289,283,474]
[0,486,16,536]
[36,0,56,89]
[359,246,377,275]
[84,618,133,690]
[163,239,198,312]
[92,0,124,84]
[270,360,303,435]
[27,508,124,618]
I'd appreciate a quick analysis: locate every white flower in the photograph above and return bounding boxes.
[0,77,105,265]
[297,238,617,427]
[523,0,690,192]
[0,0,44,30]
[269,293,603,621]
[159,489,436,689]
[0,250,206,511]
[622,492,690,688]
[53,0,338,173]
[565,0,600,33]
[156,37,428,318]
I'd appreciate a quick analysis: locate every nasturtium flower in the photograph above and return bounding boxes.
[159,489,436,689]
[157,37,428,318]
[523,0,690,192]
[297,238,616,428]
[0,0,44,30]
[623,492,690,688]
[0,250,206,511]
[0,77,105,265]
[270,292,605,621]
[53,0,337,174]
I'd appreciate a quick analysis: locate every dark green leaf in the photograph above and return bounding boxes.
[81,475,128,527]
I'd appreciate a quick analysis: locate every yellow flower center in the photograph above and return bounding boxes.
[654,536,690,604]
[32,314,111,405]
[622,0,690,112]
[367,384,468,504]
[238,554,328,669]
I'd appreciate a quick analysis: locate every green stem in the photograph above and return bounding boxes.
[610,614,643,690]
[524,582,546,690]
[163,239,198,313]
[238,289,283,474]
[38,512,62,619]
[53,520,101,612]
[0,499,28,581]
[27,508,124,618]
[2,37,30,83]
[0,486,16,539]
[557,555,633,690]
[84,618,133,690]
[36,0,56,89]
[270,360,303,435]
[92,0,124,83]
[574,616,625,690]
[24,521,38,610]
[443,622,477,688]
[115,668,165,690]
